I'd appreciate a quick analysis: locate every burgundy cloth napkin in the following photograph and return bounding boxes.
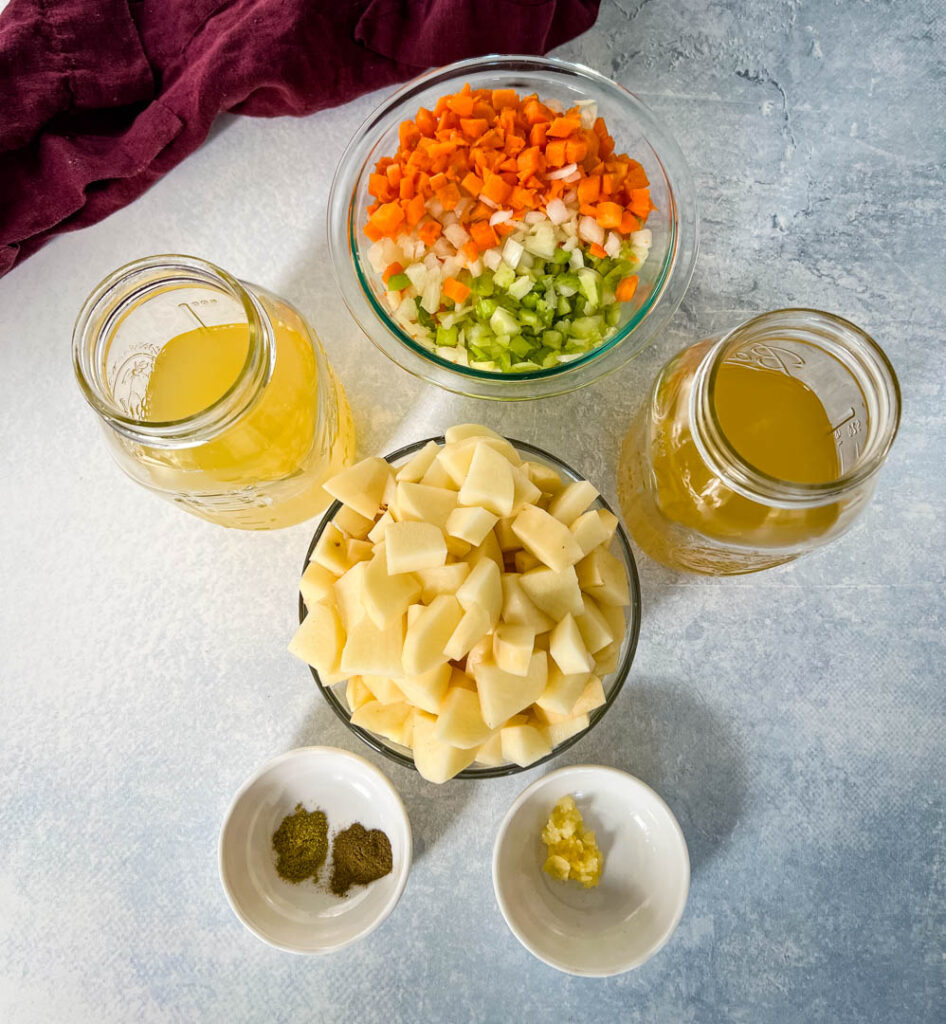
[0,0,600,276]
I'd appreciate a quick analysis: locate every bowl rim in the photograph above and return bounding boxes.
[491,764,691,976]
[298,435,643,780]
[327,53,699,400]
[218,745,413,955]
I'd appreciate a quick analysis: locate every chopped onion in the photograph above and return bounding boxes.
[444,223,471,248]
[432,237,452,259]
[563,188,578,204]
[480,194,498,209]
[441,256,462,280]
[424,252,440,271]
[454,197,474,219]
[367,241,386,274]
[631,229,653,248]
[577,99,598,129]
[468,258,483,277]
[561,236,578,252]
[604,231,622,257]
[524,210,547,225]
[489,209,513,226]
[427,197,444,218]
[569,247,584,270]
[547,163,578,180]
[482,247,503,271]
[563,171,582,184]
[579,215,605,246]
[405,263,427,290]
[502,236,524,269]
[441,210,458,229]
[545,198,569,224]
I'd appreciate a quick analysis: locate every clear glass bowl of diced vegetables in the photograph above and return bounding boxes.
[293,428,642,782]
[328,54,698,400]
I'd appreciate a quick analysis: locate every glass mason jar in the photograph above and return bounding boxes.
[618,309,901,574]
[73,255,355,529]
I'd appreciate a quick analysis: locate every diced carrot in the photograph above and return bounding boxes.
[368,173,392,201]
[505,135,526,156]
[364,222,383,242]
[588,243,608,259]
[418,219,443,246]
[469,201,494,221]
[460,118,489,140]
[385,164,402,187]
[615,275,639,302]
[481,172,513,204]
[399,121,420,149]
[437,182,462,211]
[498,157,520,174]
[619,211,640,234]
[447,93,475,117]
[522,99,552,124]
[399,176,415,200]
[565,139,588,163]
[529,122,547,147]
[476,128,504,149]
[460,241,480,262]
[579,203,598,217]
[429,172,448,192]
[577,175,600,204]
[545,140,567,167]
[547,116,582,138]
[492,88,518,109]
[547,179,565,199]
[416,107,436,136]
[517,146,544,177]
[601,173,616,195]
[461,172,484,196]
[494,221,517,236]
[405,193,427,226]
[510,186,536,209]
[628,188,651,218]
[599,134,615,158]
[369,202,405,236]
[595,201,623,229]
[469,220,499,251]
[592,116,608,139]
[382,262,404,284]
[443,276,471,303]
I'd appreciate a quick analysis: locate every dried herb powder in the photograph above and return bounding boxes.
[272,804,329,883]
[330,823,393,896]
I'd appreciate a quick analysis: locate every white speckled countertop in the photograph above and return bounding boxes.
[1,2,944,1021]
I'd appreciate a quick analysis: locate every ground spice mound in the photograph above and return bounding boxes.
[329,823,393,896]
[271,804,329,883]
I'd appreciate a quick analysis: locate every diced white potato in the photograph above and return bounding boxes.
[519,565,584,620]
[346,539,374,566]
[340,614,405,677]
[576,546,630,605]
[402,594,463,676]
[345,676,374,713]
[511,467,542,512]
[445,536,472,558]
[536,663,591,716]
[323,456,392,520]
[289,603,345,679]
[435,686,494,749]
[473,731,505,766]
[443,604,492,661]
[311,522,351,575]
[299,561,335,608]
[594,642,621,676]
[420,458,459,490]
[539,712,590,748]
[575,595,614,653]
[523,460,563,494]
[468,529,504,570]
[547,479,599,526]
[406,603,424,627]
[333,562,368,631]
[494,516,519,552]
[500,724,552,767]
[513,550,541,573]
[380,473,397,516]
[396,663,451,714]
[512,504,584,573]
[445,505,498,546]
[415,562,470,603]
[412,711,477,783]
[368,510,394,544]
[362,554,422,628]
[396,440,441,483]
[492,624,535,677]
[333,504,375,539]
[444,423,503,444]
[455,558,503,626]
[436,442,477,487]
[458,443,514,517]
[570,508,619,556]
[385,521,447,574]
[549,613,595,674]
[394,481,458,530]
[474,652,548,729]
[361,675,407,705]
[599,601,627,643]
[500,575,555,632]
[572,675,607,716]
[351,700,414,747]
[464,636,492,678]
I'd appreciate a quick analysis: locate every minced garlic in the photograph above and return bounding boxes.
[541,795,603,888]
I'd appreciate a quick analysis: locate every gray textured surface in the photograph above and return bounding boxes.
[1,2,944,1021]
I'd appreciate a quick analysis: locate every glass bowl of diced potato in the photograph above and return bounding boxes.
[291,425,641,782]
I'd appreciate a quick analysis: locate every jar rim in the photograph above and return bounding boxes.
[690,308,901,508]
[72,254,274,445]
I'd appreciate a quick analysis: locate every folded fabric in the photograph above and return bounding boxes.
[0,0,600,276]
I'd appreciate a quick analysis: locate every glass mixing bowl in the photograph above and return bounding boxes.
[328,54,699,401]
[298,436,642,780]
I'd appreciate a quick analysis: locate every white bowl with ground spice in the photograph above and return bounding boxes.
[492,764,689,976]
[219,746,412,954]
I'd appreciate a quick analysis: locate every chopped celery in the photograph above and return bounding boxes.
[489,307,520,336]
[386,273,410,291]
[475,298,498,320]
[436,326,458,346]
[493,262,516,289]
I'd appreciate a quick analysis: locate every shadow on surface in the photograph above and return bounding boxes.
[289,697,473,864]
[591,677,747,873]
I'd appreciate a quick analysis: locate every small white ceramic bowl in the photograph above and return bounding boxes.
[492,765,689,976]
[219,747,411,954]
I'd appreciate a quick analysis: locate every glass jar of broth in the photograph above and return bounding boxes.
[73,255,355,529]
[618,309,900,574]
